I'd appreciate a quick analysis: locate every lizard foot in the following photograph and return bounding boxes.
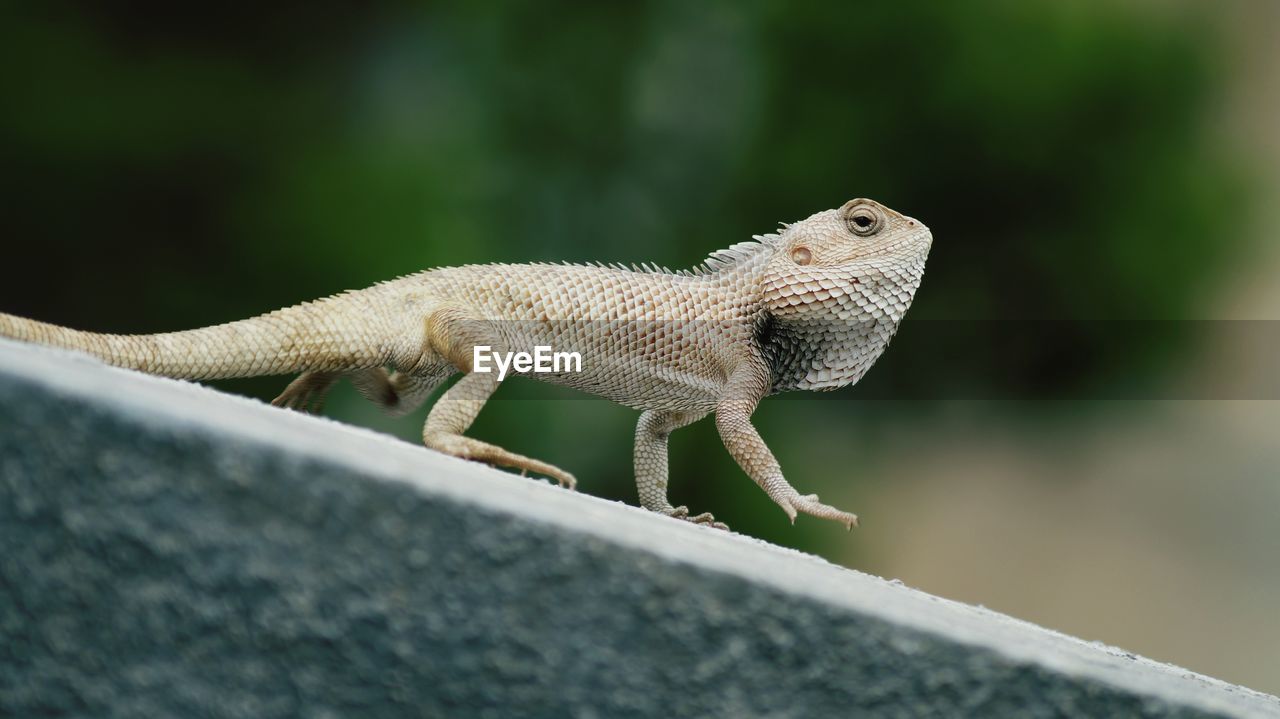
[272,371,340,414]
[526,464,577,490]
[665,506,730,531]
[782,494,859,531]
[423,433,577,490]
[483,455,577,490]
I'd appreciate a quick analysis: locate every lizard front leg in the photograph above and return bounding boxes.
[715,356,859,530]
[634,409,726,529]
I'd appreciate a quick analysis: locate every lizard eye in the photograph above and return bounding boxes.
[845,204,884,237]
[790,246,813,265]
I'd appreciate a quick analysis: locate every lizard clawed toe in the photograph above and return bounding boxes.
[272,371,339,414]
[550,471,577,491]
[495,462,575,490]
[788,493,859,530]
[271,391,324,414]
[664,506,730,531]
[502,460,575,490]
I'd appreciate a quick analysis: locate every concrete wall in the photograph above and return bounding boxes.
[1,339,1275,718]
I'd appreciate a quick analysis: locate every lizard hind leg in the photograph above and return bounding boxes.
[272,368,450,416]
[349,368,451,418]
[272,371,341,413]
[422,371,577,490]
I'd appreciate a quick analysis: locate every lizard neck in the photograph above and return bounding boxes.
[757,255,926,393]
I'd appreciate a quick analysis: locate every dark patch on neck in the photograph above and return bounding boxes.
[753,313,805,392]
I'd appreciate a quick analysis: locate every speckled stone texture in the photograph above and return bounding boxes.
[1,340,1276,719]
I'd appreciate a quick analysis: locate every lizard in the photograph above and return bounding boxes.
[0,198,932,530]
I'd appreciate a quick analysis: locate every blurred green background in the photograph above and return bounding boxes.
[3,0,1278,696]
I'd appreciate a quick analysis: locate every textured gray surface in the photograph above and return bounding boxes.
[0,339,1276,719]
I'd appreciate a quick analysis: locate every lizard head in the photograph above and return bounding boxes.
[760,198,932,392]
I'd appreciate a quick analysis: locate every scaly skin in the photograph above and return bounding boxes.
[0,198,931,529]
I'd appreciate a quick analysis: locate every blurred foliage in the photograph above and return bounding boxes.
[0,1,1253,549]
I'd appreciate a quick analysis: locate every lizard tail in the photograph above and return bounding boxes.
[0,292,401,381]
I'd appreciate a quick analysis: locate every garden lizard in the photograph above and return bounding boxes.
[0,198,931,529]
